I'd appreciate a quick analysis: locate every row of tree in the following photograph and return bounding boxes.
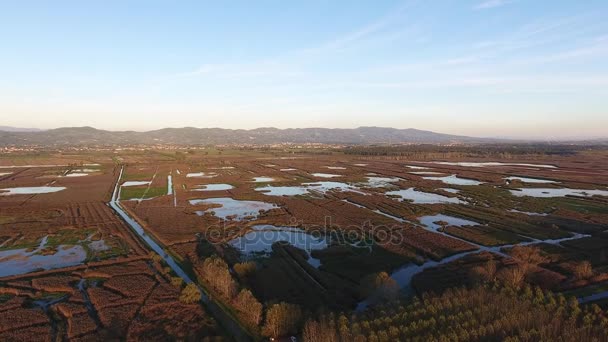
[198,256,304,338]
[303,284,608,341]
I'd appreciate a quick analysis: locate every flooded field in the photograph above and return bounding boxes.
[189,197,277,220]
[2,149,608,340]
[0,186,66,195]
[387,188,464,204]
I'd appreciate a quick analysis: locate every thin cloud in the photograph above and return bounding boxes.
[474,0,514,10]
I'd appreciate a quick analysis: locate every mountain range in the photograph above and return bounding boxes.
[0,126,495,146]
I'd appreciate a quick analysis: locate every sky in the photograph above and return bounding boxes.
[0,0,607,139]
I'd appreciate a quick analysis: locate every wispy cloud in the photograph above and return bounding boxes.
[474,0,514,10]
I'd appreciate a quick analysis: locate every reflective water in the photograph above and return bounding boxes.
[363,177,401,188]
[228,225,327,268]
[193,184,234,191]
[325,166,346,170]
[509,209,548,216]
[505,176,556,184]
[510,188,608,198]
[187,172,218,178]
[423,174,483,186]
[252,177,275,182]
[256,185,310,196]
[256,181,365,196]
[189,197,277,220]
[429,161,557,168]
[387,188,464,204]
[409,171,445,175]
[280,168,297,171]
[419,214,480,231]
[311,173,341,178]
[0,172,11,176]
[0,186,66,195]
[122,181,151,187]
[0,237,87,277]
[440,188,460,194]
[64,173,89,177]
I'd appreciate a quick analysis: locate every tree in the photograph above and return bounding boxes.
[361,272,399,304]
[470,259,498,284]
[573,261,593,280]
[233,289,262,325]
[510,246,546,273]
[303,319,338,342]
[170,277,183,288]
[498,266,526,288]
[179,283,201,304]
[262,302,303,338]
[233,261,257,282]
[202,256,237,299]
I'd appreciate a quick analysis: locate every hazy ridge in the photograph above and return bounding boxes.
[0,126,495,146]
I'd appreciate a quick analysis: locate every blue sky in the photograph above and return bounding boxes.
[0,0,607,138]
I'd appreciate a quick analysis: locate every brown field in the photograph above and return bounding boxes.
[2,147,608,339]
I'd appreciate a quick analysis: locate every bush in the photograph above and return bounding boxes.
[179,283,201,304]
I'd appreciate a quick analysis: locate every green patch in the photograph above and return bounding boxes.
[121,172,154,182]
[120,186,166,200]
[0,216,15,224]
[558,198,608,214]
[0,294,13,304]
[46,229,93,247]
[312,243,412,284]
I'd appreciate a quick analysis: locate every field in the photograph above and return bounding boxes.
[1,146,608,340]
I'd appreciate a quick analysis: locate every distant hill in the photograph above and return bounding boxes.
[0,126,43,132]
[0,126,497,147]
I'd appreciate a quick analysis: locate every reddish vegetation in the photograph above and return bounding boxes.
[0,259,222,340]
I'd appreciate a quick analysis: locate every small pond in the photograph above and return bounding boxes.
[387,188,464,204]
[423,174,483,186]
[510,188,608,198]
[193,184,234,191]
[311,173,341,178]
[228,225,327,268]
[189,197,277,220]
[505,176,556,184]
[419,214,480,231]
[0,186,66,195]
[252,177,275,182]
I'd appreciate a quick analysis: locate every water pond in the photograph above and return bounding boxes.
[429,161,557,168]
[311,173,341,178]
[423,174,483,186]
[419,214,480,231]
[387,188,464,204]
[256,181,364,196]
[187,172,218,178]
[252,177,275,182]
[122,181,151,187]
[228,225,327,268]
[193,184,234,191]
[363,177,401,188]
[505,176,556,184]
[189,197,277,220]
[0,236,95,277]
[510,188,608,198]
[0,186,66,195]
